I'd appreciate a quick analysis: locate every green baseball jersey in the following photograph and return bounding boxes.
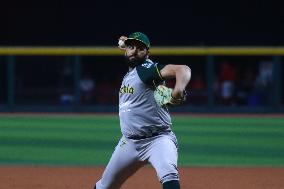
[119,59,172,138]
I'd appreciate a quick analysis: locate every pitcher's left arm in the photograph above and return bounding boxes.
[160,64,191,100]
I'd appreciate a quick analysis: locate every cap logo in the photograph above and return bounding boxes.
[127,32,150,49]
[133,32,141,38]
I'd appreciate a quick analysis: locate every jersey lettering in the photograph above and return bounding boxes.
[120,84,135,94]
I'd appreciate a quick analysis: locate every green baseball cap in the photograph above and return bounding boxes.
[125,32,150,49]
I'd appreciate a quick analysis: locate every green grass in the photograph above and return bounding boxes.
[0,114,283,166]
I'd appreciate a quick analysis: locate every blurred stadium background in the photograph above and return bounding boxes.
[0,1,283,113]
[0,47,283,112]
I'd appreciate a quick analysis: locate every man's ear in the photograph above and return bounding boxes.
[146,50,150,58]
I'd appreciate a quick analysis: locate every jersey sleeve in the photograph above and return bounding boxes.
[136,62,166,86]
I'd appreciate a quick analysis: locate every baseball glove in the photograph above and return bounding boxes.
[154,85,187,106]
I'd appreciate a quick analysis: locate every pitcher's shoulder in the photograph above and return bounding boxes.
[136,59,166,85]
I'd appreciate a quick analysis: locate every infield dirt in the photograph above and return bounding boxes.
[1,166,284,189]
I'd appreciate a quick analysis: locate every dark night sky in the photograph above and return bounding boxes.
[1,1,283,46]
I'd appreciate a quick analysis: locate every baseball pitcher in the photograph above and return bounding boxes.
[94,32,191,189]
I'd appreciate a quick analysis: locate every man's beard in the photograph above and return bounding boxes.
[124,56,146,68]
